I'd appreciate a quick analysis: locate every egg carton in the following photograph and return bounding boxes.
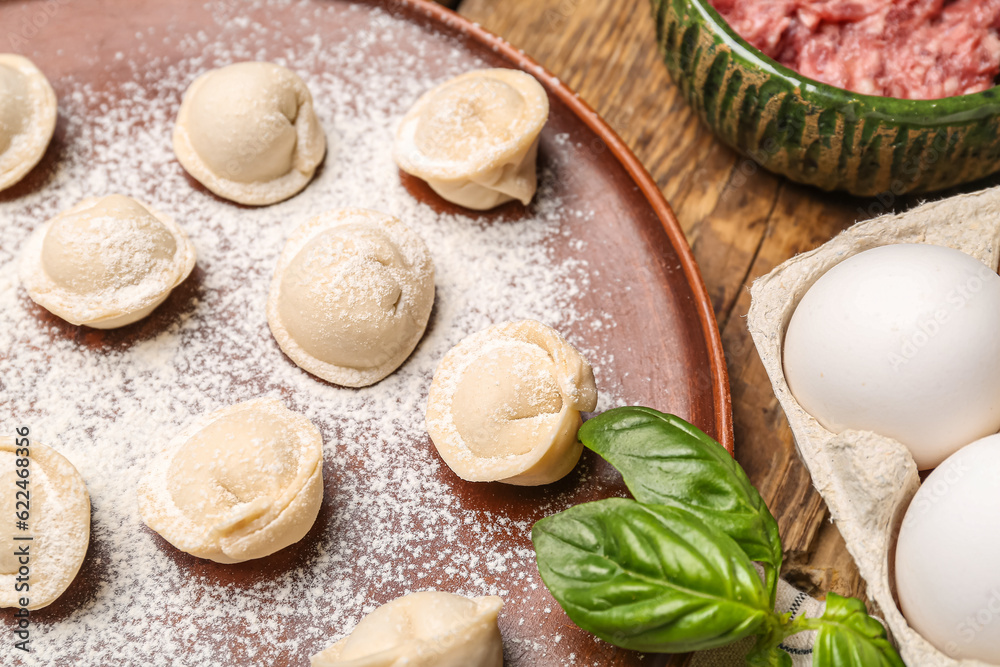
[747,186,1000,667]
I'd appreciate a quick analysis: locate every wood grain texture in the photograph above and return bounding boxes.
[456,0,870,603]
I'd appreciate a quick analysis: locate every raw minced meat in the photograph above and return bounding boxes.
[710,0,1000,99]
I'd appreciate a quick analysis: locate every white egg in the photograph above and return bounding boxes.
[783,243,1000,469]
[895,435,1000,661]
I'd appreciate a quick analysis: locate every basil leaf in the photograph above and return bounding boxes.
[812,594,904,667]
[747,644,794,667]
[578,406,782,601]
[532,498,774,652]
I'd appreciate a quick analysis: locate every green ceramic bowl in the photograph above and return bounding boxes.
[651,0,1000,196]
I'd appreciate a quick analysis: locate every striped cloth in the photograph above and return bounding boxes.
[691,578,822,666]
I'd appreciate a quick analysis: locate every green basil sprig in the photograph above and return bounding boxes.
[533,499,776,652]
[532,407,904,666]
[812,594,904,667]
[578,407,782,606]
[744,592,904,667]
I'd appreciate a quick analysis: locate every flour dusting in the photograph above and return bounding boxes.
[0,1,631,665]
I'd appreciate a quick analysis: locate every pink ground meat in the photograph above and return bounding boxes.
[710,0,1000,99]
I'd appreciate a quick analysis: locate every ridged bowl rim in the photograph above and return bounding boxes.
[680,0,1000,122]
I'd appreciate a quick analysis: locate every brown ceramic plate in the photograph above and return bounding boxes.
[0,1,730,665]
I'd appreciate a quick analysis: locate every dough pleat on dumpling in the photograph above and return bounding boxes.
[426,320,598,486]
[394,68,549,211]
[137,398,324,564]
[18,194,197,329]
[0,437,90,610]
[311,591,503,667]
[0,54,57,192]
[267,208,435,388]
[173,61,326,206]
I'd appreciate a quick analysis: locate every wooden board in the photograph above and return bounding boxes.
[0,1,731,665]
[454,0,1000,609]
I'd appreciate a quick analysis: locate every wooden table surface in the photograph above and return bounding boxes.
[440,0,1000,606]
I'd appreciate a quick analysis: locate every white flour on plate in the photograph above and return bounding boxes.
[0,1,624,665]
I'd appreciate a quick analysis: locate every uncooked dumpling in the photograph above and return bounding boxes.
[173,61,326,205]
[0,436,90,610]
[426,320,597,485]
[267,208,435,387]
[311,591,503,667]
[394,68,549,210]
[19,194,197,328]
[0,54,57,192]
[137,398,324,564]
